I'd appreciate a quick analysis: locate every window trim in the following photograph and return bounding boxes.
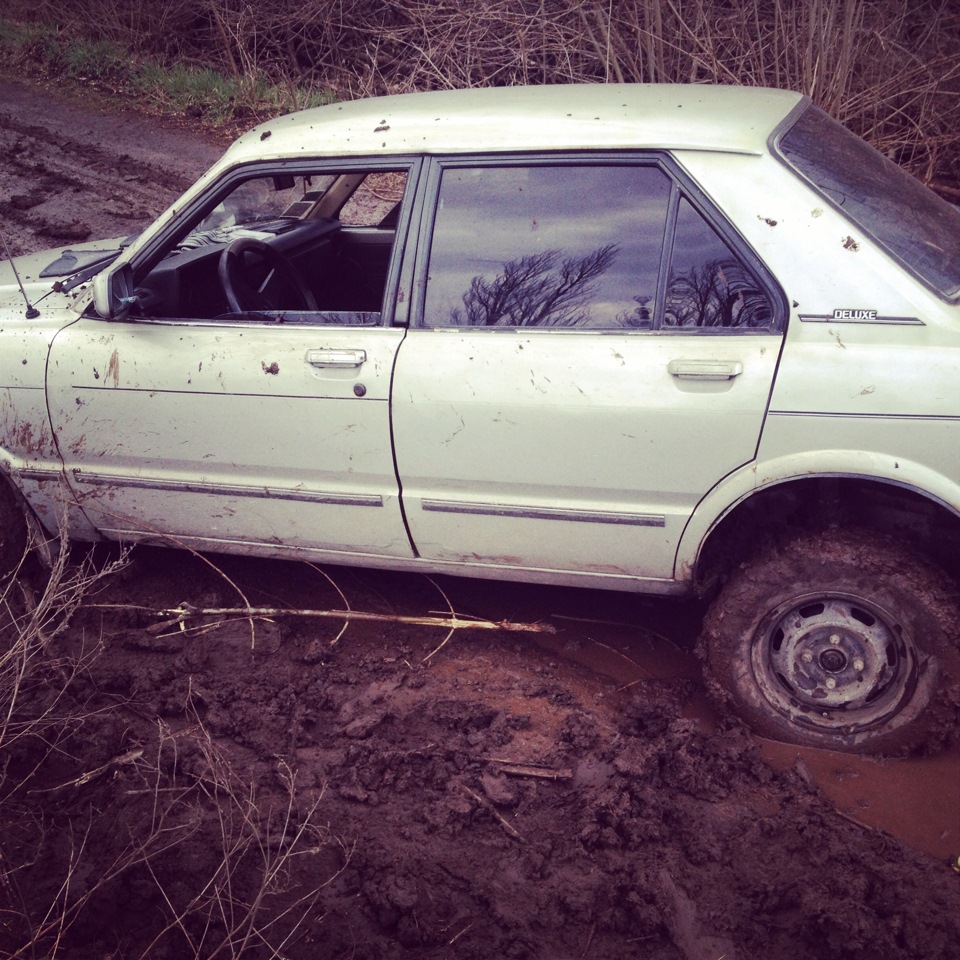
[410,151,786,335]
[125,156,424,329]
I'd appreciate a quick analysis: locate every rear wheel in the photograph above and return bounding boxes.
[699,528,960,754]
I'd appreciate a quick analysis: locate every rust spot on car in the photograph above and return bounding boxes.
[842,236,860,252]
[260,130,272,141]
[261,360,280,375]
[758,216,778,227]
[374,121,390,132]
[106,349,120,386]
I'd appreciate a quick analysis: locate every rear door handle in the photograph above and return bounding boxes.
[667,359,743,381]
[306,348,367,368]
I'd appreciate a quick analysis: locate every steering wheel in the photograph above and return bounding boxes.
[218,237,318,313]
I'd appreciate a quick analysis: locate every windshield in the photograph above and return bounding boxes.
[192,174,333,233]
[777,105,960,301]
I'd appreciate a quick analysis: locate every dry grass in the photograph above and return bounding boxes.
[3,0,959,186]
[0,542,125,794]
[0,548,341,958]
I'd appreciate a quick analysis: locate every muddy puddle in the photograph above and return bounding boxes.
[447,574,960,862]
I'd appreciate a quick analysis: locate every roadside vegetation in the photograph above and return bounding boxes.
[0,18,333,125]
[1,0,959,191]
[0,546,345,958]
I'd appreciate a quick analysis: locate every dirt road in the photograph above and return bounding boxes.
[0,75,226,257]
[1,76,959,960]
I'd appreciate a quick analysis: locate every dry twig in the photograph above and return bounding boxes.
[90,600,555,637]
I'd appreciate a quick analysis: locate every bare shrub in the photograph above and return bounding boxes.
[0,547,341,959]
[0,543,126,799]
[4,0,958,185]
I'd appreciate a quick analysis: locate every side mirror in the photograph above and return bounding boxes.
[92,263,136,321]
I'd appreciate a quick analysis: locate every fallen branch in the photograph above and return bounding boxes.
[464,786,525,842]
[90,602,555,636]
[33,747,145,794]
[487,759,573,780]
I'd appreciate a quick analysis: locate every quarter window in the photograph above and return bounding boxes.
[665,198,774,329]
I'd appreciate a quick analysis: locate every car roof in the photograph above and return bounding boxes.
[225,84,806,163]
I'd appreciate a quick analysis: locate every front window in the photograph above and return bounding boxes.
[778,105,960,301]
[131,166,410,324]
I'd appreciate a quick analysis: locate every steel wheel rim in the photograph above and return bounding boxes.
[750,592,919,735]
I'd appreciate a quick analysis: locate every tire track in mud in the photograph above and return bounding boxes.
[0,77,225,258]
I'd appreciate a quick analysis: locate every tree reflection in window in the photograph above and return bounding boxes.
[426,165,669,329]
[450,244,619,327]
[665,198,774,329]
[426,167,774,332]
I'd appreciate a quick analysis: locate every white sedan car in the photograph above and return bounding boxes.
[1,84,958,753]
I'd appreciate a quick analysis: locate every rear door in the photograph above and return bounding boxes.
[391,157,784,583]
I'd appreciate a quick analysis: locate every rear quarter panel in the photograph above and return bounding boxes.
[675,150,960,575]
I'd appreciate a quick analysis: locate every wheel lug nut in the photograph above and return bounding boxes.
[801,652,813,663]
[853,658,865,672]
[825,678,837,689]
[829,634,841,645]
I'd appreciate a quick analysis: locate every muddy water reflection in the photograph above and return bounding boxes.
[758,740,960,861]
[444,578,959,862]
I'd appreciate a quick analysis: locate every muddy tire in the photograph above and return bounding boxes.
[699,528,960,755]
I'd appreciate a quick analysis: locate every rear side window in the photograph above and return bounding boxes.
[778,105,960,301]
[666,197,774,329]
[423,162,777,332]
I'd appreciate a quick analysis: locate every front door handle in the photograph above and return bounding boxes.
[667,359,743,381]
[306,348,367,368]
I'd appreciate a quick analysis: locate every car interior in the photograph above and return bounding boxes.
[130,170,407,324]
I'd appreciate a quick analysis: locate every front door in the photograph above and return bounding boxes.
[46,318,411,560]
[46,163,417,562]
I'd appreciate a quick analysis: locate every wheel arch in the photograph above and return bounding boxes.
[0,465,62,570]
[679,456,960,594]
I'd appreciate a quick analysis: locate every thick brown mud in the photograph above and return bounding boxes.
[2,547,958,959]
